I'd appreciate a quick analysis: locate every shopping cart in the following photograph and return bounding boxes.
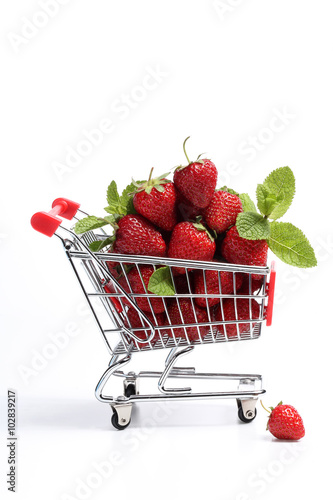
[31,198,276,430]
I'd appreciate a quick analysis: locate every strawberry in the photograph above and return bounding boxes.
[261,401,305,440]
[214,298,260,338]
[194,269,243,308]
[173,137,218,208]
[117,265,165,314]
[115,214,166,257]
[124,307,166,345]
[106,246,123,273]
[166,298,210,342]
[168,221,216,274]
[237,274,264,295]
[204,190,243,233]
[176,190,202,222]
[173,273,194,294]
[221,225,268,279]
[132,169,177,231]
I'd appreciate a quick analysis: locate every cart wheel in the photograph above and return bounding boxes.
[111,412,131,430]
[124,383,136,398]
[238,406,257,423]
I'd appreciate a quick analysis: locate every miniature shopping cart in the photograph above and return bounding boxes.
[31,198,276,430]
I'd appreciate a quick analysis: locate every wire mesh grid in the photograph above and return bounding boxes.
[63,214,269,355]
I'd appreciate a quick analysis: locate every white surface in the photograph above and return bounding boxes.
[1,1,333,499]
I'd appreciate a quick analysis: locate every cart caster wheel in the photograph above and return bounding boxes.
[238,406,257,423]
[124,383,136,398]
[111,412,131,430]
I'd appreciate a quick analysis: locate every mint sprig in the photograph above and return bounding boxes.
[74,180,140,251]
[234,166,316,268]
[104,180,138,216]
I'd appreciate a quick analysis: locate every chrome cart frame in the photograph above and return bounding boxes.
[31,198,276,429]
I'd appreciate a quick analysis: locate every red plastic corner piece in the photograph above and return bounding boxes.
[31,212,62,237]
[266,261,276,327]
[31,197,81,237]
[52,198,80,220]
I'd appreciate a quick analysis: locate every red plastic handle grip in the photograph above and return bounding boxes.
[104,282,123,314]
[266,261,276,327]
[31,198,80,237]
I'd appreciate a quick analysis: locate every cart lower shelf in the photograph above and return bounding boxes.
[95,344,265,430]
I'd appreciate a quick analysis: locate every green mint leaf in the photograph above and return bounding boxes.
[105,180,126,215]
[236,212,271,240]
[267,221,317,268]
[104,206,119,215]
[120,181,138,214]
[106,180,120,207]
[105,180,139,216]
[103,214,117,225]
[262,166,295,220]
[147,267,176,296]
[239,193,257,213]
[89,236,115,252]
[127,197,137,215]
[74,216,109,234]
[256,184,280,217]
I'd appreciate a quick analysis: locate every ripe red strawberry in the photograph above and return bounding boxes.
[106,246,123,273]
[221,225,268,279]
[204,190,243,233]
[237,274,264,295]
[214,298,260,338]
[132,169,177,231]
[166,298,210,342]
[168,221,216,274]
[176,190,202,222]
[173,273,194,294]
[124,307,166,345]
[117,265,165,314]
[173,137,218,208]
[194,269,243,308]
[115,214,166,257]
[262,401,305,440]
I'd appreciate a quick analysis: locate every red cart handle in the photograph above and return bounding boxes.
[31,198,80,237]
[265,261,276,326]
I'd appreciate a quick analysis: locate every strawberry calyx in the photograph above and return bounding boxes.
[175,136,209,171]
[130,168,171,196]
[192,216,217,243]
[218,186,240,196]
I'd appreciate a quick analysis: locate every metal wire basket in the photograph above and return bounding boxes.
[31,198,276,429]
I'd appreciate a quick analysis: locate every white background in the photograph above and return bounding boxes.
[1,1,333,499]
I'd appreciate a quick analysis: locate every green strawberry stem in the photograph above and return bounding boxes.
[260,400,271,414]
[183,136,191,164]
[130,169,171,195]
[148,167,154,182]
[260,400,284,431]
